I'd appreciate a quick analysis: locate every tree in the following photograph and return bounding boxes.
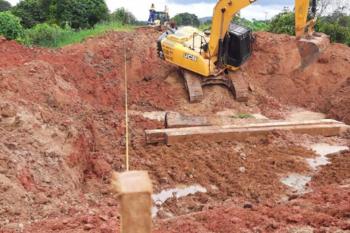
[0,0,11,12]
[316,0,350,16]
[0,11,23,40]
[11,0,108,29]
[11,0,46,28]
[172,13,200,27]
[55,0,109,29]
[268,11,295,35]
[110,8,136,25]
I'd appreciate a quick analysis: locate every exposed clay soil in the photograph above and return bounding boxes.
[244,32,350,123]
[0,28,349,233]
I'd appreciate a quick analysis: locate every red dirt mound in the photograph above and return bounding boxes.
[244,32,350,123]
[326,78,350,124]
[0,28,349,232]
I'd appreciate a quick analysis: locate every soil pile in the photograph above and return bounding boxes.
[0,28,175,232]
[243,32,350,123]
[0,28,349,232]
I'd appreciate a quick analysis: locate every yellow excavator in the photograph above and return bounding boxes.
[157,0,330,103]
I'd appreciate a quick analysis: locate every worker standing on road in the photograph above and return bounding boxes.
[148,3,156,24]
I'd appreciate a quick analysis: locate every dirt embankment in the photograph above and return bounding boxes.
[0,28,349,233]
[0,28,176,232]
[243,32,350,123]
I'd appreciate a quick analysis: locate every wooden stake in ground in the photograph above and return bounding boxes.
[111,171,153,233]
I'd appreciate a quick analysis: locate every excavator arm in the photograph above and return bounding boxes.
[294,0,330,68]
[209,0,256,57]
[295,0,317,38]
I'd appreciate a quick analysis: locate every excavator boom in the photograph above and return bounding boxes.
[209,0,256,57]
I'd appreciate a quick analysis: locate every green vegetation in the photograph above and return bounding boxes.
[22,21,133,48]
[268,11,295,35]
[0,0,349,48]
[0,0,11,12]
[110,7,136,25]
[234,18,269,32]
[12,0,109,29]
[11,0,47,28]
[318,11,350,45]
[173,13,200,27]
[232,113,254,119]
[199,17,269,32]
[0,12,23,40]
[0,0,135,48]
[268,10,350,46]
[54,0,109,29]
[198,20,211,31]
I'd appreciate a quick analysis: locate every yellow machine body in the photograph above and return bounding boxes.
[157,0,329,102]
[158,0,256,78]
[160,27,214,77]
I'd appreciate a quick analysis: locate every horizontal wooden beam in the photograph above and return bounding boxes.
[145,120,349,145]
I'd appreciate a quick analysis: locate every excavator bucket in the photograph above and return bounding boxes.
[297,33,330,69]
[295,0,330,68]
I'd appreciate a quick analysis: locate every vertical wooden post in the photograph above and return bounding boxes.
[111,171,153,233]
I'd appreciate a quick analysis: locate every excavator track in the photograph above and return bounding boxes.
[229,73,249,102]
[182,70,204,103]
[182,70,249,103]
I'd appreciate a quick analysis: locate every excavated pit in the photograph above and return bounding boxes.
[0,28,349,232]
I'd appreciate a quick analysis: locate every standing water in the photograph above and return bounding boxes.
[151,185,207,218]
[307,143,349,170]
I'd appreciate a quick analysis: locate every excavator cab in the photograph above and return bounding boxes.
[295,0,330,68]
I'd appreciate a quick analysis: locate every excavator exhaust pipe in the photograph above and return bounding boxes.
[297,33,330,69]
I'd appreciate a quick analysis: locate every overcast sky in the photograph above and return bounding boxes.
[7,0,294,21]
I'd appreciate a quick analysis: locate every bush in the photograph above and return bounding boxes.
[0,11,23,40]
[55,0,109,29]
[24,23,67,47]
[268,11,295,35]
[172,13,200,27]
[0,0,11,12]
[12,0,109,29]
[110,7,136,25]
[234,17,269,32]
[11,0,46,28]
[318,21,350,45]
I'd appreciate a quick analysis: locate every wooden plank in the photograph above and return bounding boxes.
[145,120,348,144]
[111,171,153,233]
[165,113,341,129]
[165,124,344,145]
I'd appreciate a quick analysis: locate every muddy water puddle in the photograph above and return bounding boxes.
[129,110,168,121]
[152,185,207,218]
[307,143,349,170]
[281,174,312,193]
[281,143,349,193]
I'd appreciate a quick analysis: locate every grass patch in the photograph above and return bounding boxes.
[231,113,255,119]
[54,22,134,47]
[24,21,135,48]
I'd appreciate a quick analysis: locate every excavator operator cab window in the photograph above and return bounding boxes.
[223,23,252,67]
